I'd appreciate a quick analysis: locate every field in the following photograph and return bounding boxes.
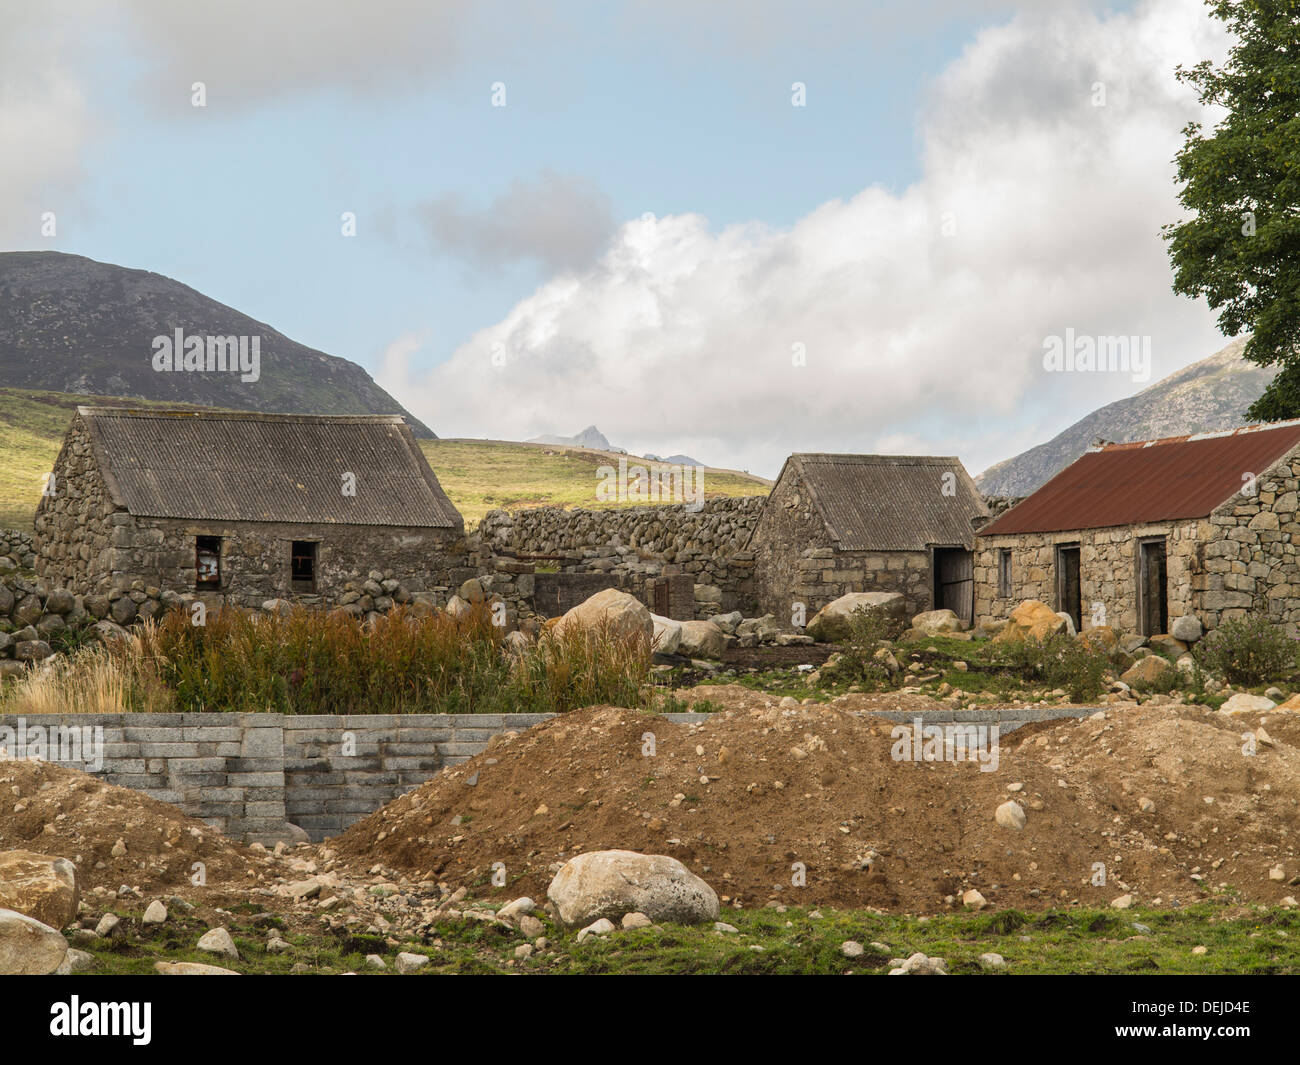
[0,389,770,530]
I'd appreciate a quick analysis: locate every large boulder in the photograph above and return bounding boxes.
[910,609,964,635]
[0,851,79,930]
[547,850,719,928]
[0,909,68,975]
[1220,693,1277,714]
[650,614,683,655]
[1120,655,1174,686]
[805,592,907,642]
[1078,626,1119,653]
[555,589,653,643]
[992,600,1068,644]
[677,620,726,659]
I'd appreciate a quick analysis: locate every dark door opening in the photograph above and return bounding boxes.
[196,535,221,589]
[1056,544,1082,633]
[933,547,974,626]
[291,541,318,592]
[1139,538,1168,636]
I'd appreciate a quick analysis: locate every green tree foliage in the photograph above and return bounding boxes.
[1163,0,1300,420]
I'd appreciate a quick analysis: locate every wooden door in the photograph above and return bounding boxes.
[934,548,974,626]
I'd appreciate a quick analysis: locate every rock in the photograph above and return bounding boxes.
[1055,611,1077,637]
[978,952,1006,970]
[1170,615,1203,642]
[677,620,726,659]
[94,913,120,938]
[110,838,127,858]
[995,801,1026,830]
[260,598,293,617]
[458,578,486,604]
[547,850,719,928]
[621,912,652,930]
[1220,693,1276,714]
[555,588,654,643]
[0,851,79,929]
[650,614,683,655]
[910,609,963,635]
[519,915,544,938]
[63,948,95,973]
[897,951,948,975]
[364,954,386,970]
[840,940,865,958]
[92,618,131,645]
[805,592,907,642]
[514,943,534,960]
[0,909,68,975]
[498,896,536,920]
[142,900,167,925]
[1269,865,1286,882]
[1110,894,1134,910]
[444,594,473,621]
[197,927,240,960]
[962,889,987,910]
[713,922,739,934]
[1276,694,1300,711]
[395,951,430,974]
[576,917,616,943]
[1078,626,1119,652]
[1120,655,1174,686]
[992,600,1067,643]
[153,961,239,975]
[1147,633,1188,657]
[707,611,743,635]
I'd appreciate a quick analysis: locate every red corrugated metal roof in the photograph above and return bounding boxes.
[982,421,1300,535]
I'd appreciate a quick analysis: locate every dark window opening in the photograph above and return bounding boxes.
[997,548,1012,599]
[196,536,221,588]
[291,541,318,591]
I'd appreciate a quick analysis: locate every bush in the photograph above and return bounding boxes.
[828,607,897,689]
[986,633,1112,702]
[1194,615,1297,687]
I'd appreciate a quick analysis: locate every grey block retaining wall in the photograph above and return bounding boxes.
[0,706,1098,843]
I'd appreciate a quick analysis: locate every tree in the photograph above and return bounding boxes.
[1163,0,1300,421]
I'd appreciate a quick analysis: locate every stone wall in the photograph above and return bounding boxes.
[750,465,932,620]
[0,706,1094,843]
[974,521,1200,634]
[478,497,764,618]
[0,531,35,569]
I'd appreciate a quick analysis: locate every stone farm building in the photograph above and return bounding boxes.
[974,421,1300,636]
[34,408,466,607]
[751,453,989,624]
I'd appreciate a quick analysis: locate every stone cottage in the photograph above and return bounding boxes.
[750,453,989,624]
[974,421,1300,636]
[34,407,467,607]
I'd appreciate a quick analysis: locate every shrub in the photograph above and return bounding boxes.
[1194,615,1297,687]
[829,607,897,689]
[986,633,1112,702]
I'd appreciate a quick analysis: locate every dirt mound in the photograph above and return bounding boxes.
[330,701,1300,913]
[0,759,263,895]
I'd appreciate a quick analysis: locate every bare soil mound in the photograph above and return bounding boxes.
[0,759,263,894]
[331,701,1300,913]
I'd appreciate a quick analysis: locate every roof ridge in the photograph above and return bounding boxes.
[78,406,406,424]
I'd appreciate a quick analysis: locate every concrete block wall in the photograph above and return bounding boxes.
[0,707,1097,843]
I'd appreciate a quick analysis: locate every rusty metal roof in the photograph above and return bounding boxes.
[982,421,1300,535]
[77,407,463,528]
[780,453,988,551]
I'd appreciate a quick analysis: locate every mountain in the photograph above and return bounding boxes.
[976,338,1277,497]
[0,251,432,435]
[528,425,615,451]
[643,452,703,466]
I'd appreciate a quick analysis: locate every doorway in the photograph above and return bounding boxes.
[1138,538,1168,636]
[1056,544,1081,633]
[932,547,974,626]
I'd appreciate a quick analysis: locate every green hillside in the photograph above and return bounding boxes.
[0,391,770,531]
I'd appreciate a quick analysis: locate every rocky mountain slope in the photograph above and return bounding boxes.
[977,337,1276,497]
[0,251,432,435]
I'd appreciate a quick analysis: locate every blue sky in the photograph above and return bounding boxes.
[5,0,1230,477]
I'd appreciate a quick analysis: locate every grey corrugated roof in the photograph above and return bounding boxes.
[781,453,987,551]
[78,407,462,529]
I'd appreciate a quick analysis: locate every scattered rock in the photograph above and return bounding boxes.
[196,927,240,960]
[547,850,719,928]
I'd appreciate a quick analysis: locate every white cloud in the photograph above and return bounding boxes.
[393,0,1232,479]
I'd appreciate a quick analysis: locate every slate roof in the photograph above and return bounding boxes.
[76,407,462,528]
[778,453,988,551]
[982,421,1300,535]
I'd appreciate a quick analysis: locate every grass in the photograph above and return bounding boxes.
[0,390,771,532]
[74,900,1300,975]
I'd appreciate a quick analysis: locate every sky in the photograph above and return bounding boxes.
[1,0,1233,478]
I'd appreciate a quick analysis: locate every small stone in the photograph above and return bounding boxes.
[995,801,1027,830]
[576,918,616,943]
[621,912,652,930]
[978,952,1006,970]
[840,940,864,958]
[1110,894,1134,910]
[196,927,239,959]
[94,913,120,938]
[1191,945,1208,956]
[1270,865,1286,882]
[713,921,739,934]
[142,900,167,925]
[364,954,386,969]
[110,839,127,858]
[395,951,430,974]
[514,943,534,960]
[962,889,987,910]
[518,915,544,938]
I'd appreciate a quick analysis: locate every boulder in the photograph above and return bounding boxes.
[910,609,964,635]
[0,851,79,929]
[153,961,239,975]
[736,614,780,643]
[197,927,239,960]
[1147,634,1188,658]
[1055,611,1077,637]
[650,614,683,655]
[0,909,68,975]
[992,600,1067,643]
[547,850,719,928]
[677,620,726,659]
[1078,625,1119,652]
[707,611,743,635]
[1220,693,1276,714]
[805,592,907,642]
[1120,655,1174,686]
[1170,615,1203,643]
[556,589,653,643]
[444,594,473,621]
